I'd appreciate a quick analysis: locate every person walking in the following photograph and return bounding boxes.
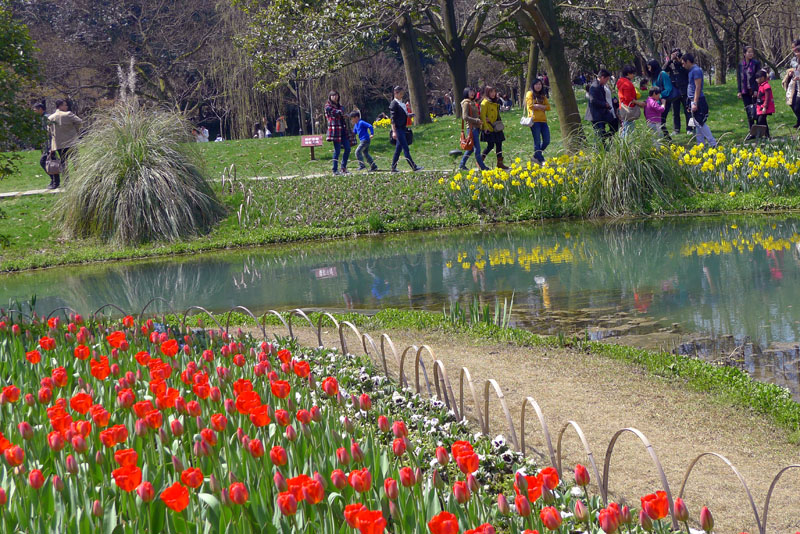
[458,87,489,171]
[617,65,644,138]
[646,59,676,139]
[782,40,800,128]
[682,53,717,147]
[587,70,616,141]
[350,110,378,171]
[737,46,762,131]
[479,86,508,169]
[325,90,352,175]
[663,48,692,134]
[526,79,551,164]
[275,115,286,136]
[46,99,83,189]
[389,86,422,173]
[755,69,774,139]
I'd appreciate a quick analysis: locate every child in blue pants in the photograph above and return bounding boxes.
[350,111,378,171]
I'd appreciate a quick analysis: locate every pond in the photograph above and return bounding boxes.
[3,214,800,396]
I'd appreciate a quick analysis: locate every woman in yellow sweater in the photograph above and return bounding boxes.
[479,86,508,169]
[525,79,551,164]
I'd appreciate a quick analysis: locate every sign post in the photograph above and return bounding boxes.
[300,135,324,160]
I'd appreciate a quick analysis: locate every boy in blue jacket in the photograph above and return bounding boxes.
[350,111,378,171]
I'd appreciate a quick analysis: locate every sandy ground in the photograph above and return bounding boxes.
[262,323,799,533]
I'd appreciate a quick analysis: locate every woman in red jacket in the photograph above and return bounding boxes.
[754,69,774,139]
[617,65,645,138]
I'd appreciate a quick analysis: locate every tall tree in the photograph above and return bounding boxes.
[507,0,582,151]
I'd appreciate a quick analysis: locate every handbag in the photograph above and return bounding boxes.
[492,120,505,132]
[745,104,757,122]
[459,120,474,151]
[520,103,533,126]
[786,79,797,106]
[618,102,641,122]
[45,151,62,175]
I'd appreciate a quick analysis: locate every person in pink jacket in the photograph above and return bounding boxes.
[644,88,666,136]
[754,69,774,139]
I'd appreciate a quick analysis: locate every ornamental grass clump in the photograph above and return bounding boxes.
[580,129,690,217]
[57,62,224,245]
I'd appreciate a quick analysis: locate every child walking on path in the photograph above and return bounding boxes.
[350,111,378,171]
[755,69,775,139]
[644,88,666,135]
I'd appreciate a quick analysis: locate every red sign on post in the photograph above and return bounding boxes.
[301,135,324,160]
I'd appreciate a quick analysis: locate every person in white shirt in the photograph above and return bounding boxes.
[200,126,209,142]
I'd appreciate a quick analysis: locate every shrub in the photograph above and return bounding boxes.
[57,100,225,245]
[579,129,690,217]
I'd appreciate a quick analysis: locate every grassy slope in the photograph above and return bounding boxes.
[2,78,800,271]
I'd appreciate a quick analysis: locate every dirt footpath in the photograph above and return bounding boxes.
[279,325,799,534]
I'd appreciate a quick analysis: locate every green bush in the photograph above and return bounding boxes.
[57,100,225,245]
[578,129,690,216]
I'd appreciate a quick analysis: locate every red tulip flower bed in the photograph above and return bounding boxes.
[0,314,721,533]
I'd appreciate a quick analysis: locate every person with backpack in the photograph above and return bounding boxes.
[755,69,774,139]
[737,46,762,131]
[389,86,422,173]
[325,90,353,175]
[479,86,508,169]
[458,87,489,171]
[646,60,676,140]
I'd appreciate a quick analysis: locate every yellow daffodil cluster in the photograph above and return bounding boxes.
[448,244,581,271]
[438,154,585,206]
[373,118,391,129]
[681,231,800,257]
[670,144,800,192]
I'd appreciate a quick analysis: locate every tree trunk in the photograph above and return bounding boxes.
[447,54,468,118]
[515,0,583,152]
[715,42,727,85]
[395,16,431,125]
[525,40,539,95]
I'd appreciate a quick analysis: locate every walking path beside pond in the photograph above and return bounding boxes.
[282,325,798,534]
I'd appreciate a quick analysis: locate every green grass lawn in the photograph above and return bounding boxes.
[4,77,796,195]
[2,76,800,271]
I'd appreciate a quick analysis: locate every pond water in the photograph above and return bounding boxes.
[3,214,800,395]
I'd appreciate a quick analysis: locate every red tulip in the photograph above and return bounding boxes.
[700,507,714,533]
[336,447,351,466]
[0,488,6,506]
[540,467,559,490]
[114,448,138,466]
[229,482,248,505]
[274,471,288,492]
[296,409,311,425]
[456,452,479,475]
[497,493,510,515]
[384,478,399,500]
[674,497,689,522]
[330,469,346,490]
[641,491,669,521]
[465,525,495,534]
[266,445,285,465]
[345,503,367,528]
[350,441,364,463]
[160,483,190,512]
[435,446,449,466]
[514,494,531,517]
[574,463,590,487]
[358,393,372,411]
[249,405,271,427]
[270,380,291,399]
[377,415,390,432]
[106,331,126,349]
[600,507,620,534]
[301,479,324,504]
[391,420,408,438]
[639,510,653,531]
[392,438,406,457]
[137,481,155,502]
[112,465,142,492]
[181,467,204,489]
[40,336,56,350]
[248,439,265,458]
[398,466,415,487]
[69,393,93,414]
[17,422,33,441]
[277,491,297,516]
[574,500,588,522]
[29,469,45,490]
[160,339,179,357]
[540,506,562,531]
[92,500,103,517]
[428,511,459,534]
[4,445,24,466]
[453,480,471,503]
[347,468,371,493]
[210,414,227,432]
[321,377,339,396]
[355,509,386,534]
[293,360,310,378]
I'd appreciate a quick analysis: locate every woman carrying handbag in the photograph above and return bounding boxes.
[525,79,551,164]
[458,87,488,171]
[479,86,508,169]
